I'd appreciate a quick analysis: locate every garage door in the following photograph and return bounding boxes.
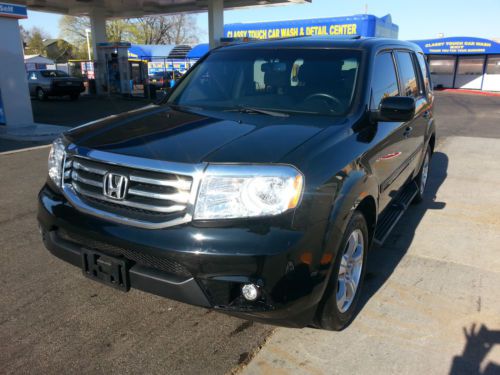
[482,56,500,92]
[454,56,485,90]
[428,56,456,88]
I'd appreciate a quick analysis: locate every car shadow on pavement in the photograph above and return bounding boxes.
[356,151,449,318]
[449,324,500,375]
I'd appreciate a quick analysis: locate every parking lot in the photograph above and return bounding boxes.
[0,96,151,153]
[1,92,500,374]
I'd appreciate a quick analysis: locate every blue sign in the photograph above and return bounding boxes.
[412,37,500,55]
[0,3,27,19]
[224,14,398,40]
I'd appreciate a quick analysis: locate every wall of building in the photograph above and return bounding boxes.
[412,37,500,92]
[224,14,399,40]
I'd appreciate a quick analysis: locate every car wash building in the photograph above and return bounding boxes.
[412,37,500,92]
[224,13,398,40]
[186,14,398,62]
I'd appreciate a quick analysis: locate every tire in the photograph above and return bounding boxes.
[36,88,47,101]
[69,93,80,101]
[317,211,369,331]
[413,145,431,204]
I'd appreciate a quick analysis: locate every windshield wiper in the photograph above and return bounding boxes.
[165,103,203,112]
[225,106,289,118]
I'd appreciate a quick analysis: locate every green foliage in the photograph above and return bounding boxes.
[24,27,49,55]
[59,14,200,48]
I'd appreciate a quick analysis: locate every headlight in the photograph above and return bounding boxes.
[48,137,66,187]
[194,165,303,220]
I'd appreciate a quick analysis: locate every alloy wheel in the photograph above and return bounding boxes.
[336,228,364,313]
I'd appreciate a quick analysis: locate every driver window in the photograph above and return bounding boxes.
[371,52,399,110]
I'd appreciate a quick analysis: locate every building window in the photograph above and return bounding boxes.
[486,57,500,75]
[428,56,456,75]
[457,56,485,75]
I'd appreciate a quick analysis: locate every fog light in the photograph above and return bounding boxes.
[242,284,259,301]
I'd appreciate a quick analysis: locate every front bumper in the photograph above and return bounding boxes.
[38,185,331,327]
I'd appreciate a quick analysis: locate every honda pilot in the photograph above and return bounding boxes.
[38,37,435,330]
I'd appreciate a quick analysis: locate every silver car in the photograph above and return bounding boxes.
[27,70,85,101]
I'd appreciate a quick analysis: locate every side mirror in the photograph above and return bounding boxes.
[377,96,415,122]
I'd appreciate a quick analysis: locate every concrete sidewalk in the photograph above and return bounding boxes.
[241,136,500,375]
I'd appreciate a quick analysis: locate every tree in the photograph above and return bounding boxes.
[60,15,132,45]
[24,27,50,55]
[59,14,199,48]
[19,25,29,47]
[131,14,199,45]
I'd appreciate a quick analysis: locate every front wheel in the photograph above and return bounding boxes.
[413,145,431,204]
[317,211,369,330]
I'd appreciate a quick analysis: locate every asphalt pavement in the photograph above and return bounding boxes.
[1,91,500,374]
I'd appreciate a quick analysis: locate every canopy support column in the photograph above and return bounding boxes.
[208,0,224,49]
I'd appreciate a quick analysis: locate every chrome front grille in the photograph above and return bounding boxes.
[62,149,205,229]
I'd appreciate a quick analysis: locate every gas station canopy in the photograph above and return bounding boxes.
[8,0,310,17]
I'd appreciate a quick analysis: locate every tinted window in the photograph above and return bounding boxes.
[416,53,431,94]
[396,51,419,98]
[370,52,399,110]
[168,49,361,116]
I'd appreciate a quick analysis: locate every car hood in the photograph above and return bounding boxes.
[66,105,343,164]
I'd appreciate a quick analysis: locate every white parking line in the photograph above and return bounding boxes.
[0,144,51,156]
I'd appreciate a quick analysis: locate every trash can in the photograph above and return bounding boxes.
[88,79,96,95]
[148,84,157,100]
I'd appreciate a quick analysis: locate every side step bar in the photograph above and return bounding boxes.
[373,181,419,246]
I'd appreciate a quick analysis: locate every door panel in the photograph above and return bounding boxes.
[367,51,413,212]
[366,122,414,211]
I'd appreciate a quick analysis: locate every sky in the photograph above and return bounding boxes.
[19,0,500,42]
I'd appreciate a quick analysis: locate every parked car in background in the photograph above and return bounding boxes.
[150,70,182,89]
[38,37,435,330]
[27,70,85,101]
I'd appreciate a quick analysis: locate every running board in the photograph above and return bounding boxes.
[373,181,419,246]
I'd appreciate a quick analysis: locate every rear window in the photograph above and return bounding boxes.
[40,70,69,78]
[416,53,431,94]
[395,51,419,98]
[370,52,399,110]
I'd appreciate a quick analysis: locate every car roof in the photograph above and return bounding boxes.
[217,36,423,54]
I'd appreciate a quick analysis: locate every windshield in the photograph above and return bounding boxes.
[168,48,361,115]
[40,70,69,78]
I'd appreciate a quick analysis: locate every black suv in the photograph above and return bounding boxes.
[38,37,435,330]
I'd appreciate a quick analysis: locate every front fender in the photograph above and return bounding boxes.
[316,164,379,298]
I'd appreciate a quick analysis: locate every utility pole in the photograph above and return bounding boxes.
[85,28,92,60]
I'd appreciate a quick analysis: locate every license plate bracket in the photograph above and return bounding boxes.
[81,248,130,291]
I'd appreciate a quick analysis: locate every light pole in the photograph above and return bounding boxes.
[85,28,92,61]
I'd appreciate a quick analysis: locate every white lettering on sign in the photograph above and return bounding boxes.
[0,5,14,13]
